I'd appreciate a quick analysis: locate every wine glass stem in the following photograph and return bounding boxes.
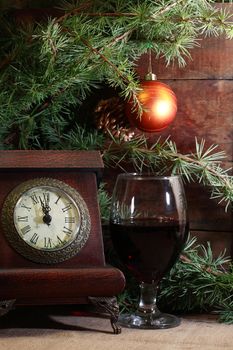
[137,282,160,317]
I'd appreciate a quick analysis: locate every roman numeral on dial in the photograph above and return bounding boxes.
[30,233,39,245]
[44,237,52,248]
[65,217,75,223]
[21,225,31,235]
[55,196,61,204]
[21,204,32,212]
[30,193,39,205]
[17,216,28,222]
[57,235,64,245]
[62,226,73,234]
[62,204,72,213]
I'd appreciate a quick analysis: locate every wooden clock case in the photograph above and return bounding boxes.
[0,150,125,333]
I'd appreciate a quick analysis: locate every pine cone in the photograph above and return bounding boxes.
[94,97,134,141]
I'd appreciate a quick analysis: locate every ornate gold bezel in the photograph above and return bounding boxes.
[1,178,91,264]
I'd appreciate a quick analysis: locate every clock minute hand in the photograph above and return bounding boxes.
[39,196,46,213]
[43,193,51,212]
[39,196,50,213]
[39,196,52,226]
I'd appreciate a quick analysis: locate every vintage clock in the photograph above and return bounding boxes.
[2,177,91,264]
[0,150,125,333]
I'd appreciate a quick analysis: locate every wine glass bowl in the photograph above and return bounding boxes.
[110,173,188,329]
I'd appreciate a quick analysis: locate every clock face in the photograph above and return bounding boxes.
[2,178,91,264]
[13,185,81,251]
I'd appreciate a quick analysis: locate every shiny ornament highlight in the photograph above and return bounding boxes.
[126,80,177,132]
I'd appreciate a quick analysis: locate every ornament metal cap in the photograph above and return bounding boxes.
[145,72,157,81]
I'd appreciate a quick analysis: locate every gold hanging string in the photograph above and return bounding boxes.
[145,48,157,81]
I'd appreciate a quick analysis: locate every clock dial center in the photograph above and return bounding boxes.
[43,213,52,225]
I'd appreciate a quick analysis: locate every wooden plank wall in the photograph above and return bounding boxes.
[136,4,233,257]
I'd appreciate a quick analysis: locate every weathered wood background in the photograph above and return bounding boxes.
[136,4,233,257]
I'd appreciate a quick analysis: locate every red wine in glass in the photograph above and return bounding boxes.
[110,173,188,329]
[110,218,187,284]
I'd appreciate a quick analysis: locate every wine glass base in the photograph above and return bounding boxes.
[118,312,181,329]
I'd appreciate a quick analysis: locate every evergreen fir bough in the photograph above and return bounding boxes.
[103,134,233,211]
[159,236,233,318]
[1,0,233,149]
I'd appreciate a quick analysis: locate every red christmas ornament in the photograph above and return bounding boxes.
[126,79,177,132]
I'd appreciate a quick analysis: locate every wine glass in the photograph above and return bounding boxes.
[109,173,188,329]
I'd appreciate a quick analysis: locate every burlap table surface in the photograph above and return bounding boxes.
[0,309,232,350]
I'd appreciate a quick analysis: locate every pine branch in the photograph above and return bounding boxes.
[103,134,233,210]
[179,253,223,277]
[107,30,133,47]
[55,1,94,24]
[57,0,184,20]
[1,1,233,150]
[97,183,112,224]
[158,236,233,318]
[151,0,185,18]
[80,38,130,85]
